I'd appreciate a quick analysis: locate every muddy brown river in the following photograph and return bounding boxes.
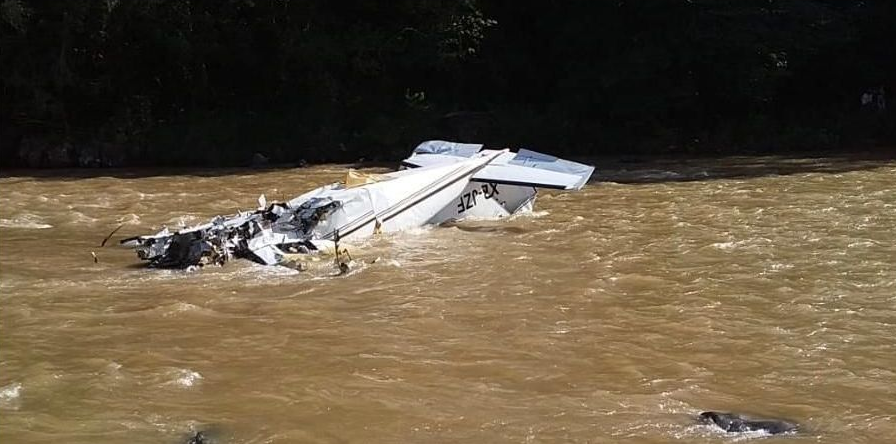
[1,155,895,444]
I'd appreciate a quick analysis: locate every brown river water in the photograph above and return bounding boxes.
[1,155,895,444]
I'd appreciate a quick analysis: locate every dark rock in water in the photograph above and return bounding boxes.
[186,431,210,444]
[699,411,797,435]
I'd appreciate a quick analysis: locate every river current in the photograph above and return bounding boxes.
[1,155,895,443]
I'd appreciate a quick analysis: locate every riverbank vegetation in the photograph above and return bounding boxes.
[1,1,893,167]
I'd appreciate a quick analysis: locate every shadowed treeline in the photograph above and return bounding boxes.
[1,1,894,168]
[3,149,893,186]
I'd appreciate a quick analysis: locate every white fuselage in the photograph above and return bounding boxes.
[126,142,590,268]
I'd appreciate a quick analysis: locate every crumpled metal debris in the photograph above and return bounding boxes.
[120,195,338,269]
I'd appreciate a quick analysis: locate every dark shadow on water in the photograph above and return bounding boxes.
[440,220,533,234]
[1,150,894,184]
[588,148,896,184]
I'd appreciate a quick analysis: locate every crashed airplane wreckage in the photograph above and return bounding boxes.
[122,141,595,268]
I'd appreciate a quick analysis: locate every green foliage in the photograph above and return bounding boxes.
[1,0,893,167]
[0,0,31,32]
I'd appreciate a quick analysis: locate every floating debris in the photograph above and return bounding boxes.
[186,431,210,444]
[100,224,125,247]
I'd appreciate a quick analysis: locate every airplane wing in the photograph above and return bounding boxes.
[473,149,594,190]
[403,141,594,190]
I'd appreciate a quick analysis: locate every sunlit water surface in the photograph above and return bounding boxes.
[2,156,895,444]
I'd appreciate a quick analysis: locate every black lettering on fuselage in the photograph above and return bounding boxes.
[457,183,500,213]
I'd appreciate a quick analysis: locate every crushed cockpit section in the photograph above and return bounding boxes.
[120,195,340,269]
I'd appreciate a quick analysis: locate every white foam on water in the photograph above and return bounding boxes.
[0,214,52,229]
[106,362,124,380]
[166,215,202,228]
[725,430,773,442]
[0,382,22,407]
[674,424,773,442]
[510,209,549,220]
[166,369,203,388]
[711,240,745,251]
[161,302,203,317]
[768,262,794,272]
[68,211,99,225]
[394,225,435,237]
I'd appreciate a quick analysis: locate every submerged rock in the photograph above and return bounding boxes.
[186,431,210,444]
[699,411,798,435]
